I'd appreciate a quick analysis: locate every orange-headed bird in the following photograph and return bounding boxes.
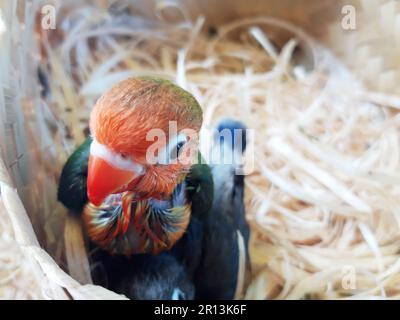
[58,77,250,299]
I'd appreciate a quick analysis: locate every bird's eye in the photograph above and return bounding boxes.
[177,141,185,153]
[120,153,128,159]
[156,134,188,165]
[169,140,186,161]
[175,141,186,157]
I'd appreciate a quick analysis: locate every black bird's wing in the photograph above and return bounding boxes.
[170,216,204,278]
[178,154,213,284]
[194,169,250,300]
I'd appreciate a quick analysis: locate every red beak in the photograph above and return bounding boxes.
[87,155,140,206]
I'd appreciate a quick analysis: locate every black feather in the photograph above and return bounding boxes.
[90,248,194,300]
[171,217,204,277]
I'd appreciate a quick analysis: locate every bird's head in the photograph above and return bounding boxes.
[87,77,202,206]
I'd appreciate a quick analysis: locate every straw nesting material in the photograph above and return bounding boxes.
[2,0,400,299]
[0,200,44,299]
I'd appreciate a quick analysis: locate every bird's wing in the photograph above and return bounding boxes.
[185,152,214,221]
[170,217,204,278]
[58,136,92,213]
[174,153,212,282]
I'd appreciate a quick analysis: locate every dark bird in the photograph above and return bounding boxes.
[194,119,251,300]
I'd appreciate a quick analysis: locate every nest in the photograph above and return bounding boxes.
[2,0,400,299]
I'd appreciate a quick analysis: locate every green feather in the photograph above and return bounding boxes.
[57,136,92,213]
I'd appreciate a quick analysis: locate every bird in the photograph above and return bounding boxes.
[58,76,250,299]
[194,119,251,300]
[58,76,213,256]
